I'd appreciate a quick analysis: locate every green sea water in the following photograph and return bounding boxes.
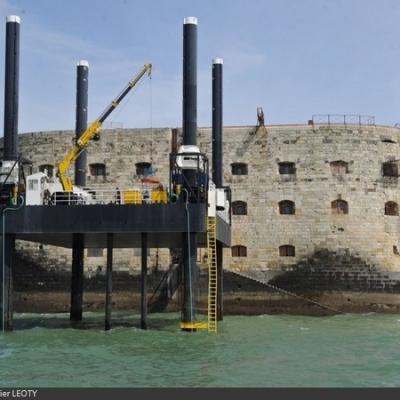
[1,312,400,387]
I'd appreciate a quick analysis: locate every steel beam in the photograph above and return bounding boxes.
[70,233,84,321]
[140,232,148,330]
[74,60,88,187]
[182,17,197,146]
[181,17,198,331]
[3,16,20,161]
[1,235,14,331]
[212,58,224,321]
[70,61,88,324]
[212,58,223,187]
[105,233,113,331]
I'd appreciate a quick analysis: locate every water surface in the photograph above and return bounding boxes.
[1,312,399,387]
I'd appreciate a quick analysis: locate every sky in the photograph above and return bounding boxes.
[0,0,399,133]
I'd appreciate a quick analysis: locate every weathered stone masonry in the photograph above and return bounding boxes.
[11,124,400,295]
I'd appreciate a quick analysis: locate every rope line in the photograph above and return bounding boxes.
[109,73,150,127]
[233,271,345,315]
[149,74,154,162]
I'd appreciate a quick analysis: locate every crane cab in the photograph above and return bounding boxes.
[26,173,49,205]
[170,145,209,203]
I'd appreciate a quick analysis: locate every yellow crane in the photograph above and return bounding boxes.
[57,63,152,192]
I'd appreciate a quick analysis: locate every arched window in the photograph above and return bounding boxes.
[278,162,296,175]
[279,245,295,257]
[231,163,248,175]
[385,201,399,216]
[135,162,152,176]
[231,245,247,257]
[279,200,295,215]
[39,164,54,178]
[330,160,348,175]
[382,162,398,177]
[232,201,247,215]
[89,163,106,177]
[331,199,348,215]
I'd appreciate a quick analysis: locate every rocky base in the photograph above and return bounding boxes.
[13,290,400,316]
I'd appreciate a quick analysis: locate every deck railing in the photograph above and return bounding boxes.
[46,186,165,206]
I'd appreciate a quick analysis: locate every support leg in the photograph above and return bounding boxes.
[182,232,197,331]
[105,233,113,331]
[70,233,84,321]
[1,235,14,331]
[140,233,148,330]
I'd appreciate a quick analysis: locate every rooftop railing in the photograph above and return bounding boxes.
[310,114,375,126]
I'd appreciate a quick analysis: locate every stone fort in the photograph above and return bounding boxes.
[9,119,400,298]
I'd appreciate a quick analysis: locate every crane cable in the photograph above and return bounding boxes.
[149,72,154,164]
[107,72,151,129]
[110,72,154,169]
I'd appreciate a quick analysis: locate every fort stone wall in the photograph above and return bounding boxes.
[11,124,400,294]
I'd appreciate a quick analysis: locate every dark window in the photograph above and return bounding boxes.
[87,248,103,257]
[382,162,398,177]
[278,162,296,175]
[331,199,348,215]
[232,201,247,215]
[135,162,152,176]
[330,160,348,175]
[22,158,33,176]
[385,201,399,216]
[39,164,54,178]
[231,245,247,257]
[89,163,106,177]
[382,138,396,144]
[279,245,295,257]
[279,200,295,215]
[231,163,248,175]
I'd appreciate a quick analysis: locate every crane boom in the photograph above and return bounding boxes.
[57,63,152,192]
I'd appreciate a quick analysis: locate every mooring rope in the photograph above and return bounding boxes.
[233,271,345,315]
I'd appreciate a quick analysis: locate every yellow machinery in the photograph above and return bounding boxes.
[151,186,168,204]
[57,63,152,192]
[123,190,142,205]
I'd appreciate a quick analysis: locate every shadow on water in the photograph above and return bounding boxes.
[13,312,180,332]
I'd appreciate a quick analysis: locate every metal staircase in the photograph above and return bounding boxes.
[207,216,217,332]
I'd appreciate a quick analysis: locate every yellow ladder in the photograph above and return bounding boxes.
[207,216,218,332]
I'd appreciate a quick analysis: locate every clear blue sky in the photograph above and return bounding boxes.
[0,0,399,133]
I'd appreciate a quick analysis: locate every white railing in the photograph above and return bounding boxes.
[46,186,232,226]
[47,185,166,206]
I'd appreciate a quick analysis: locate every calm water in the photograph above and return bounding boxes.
[1,312,400,387]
